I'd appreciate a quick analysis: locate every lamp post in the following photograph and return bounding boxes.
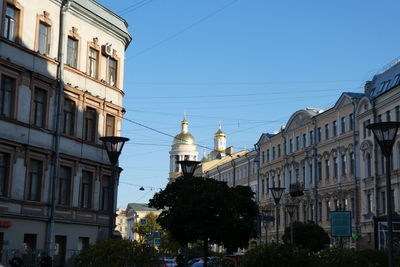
[178,160,200,177]
[285,204,298,244]
[260,208,274,244]
[100,136,129,239]
[367,122,400,267]
[269,187,285,243]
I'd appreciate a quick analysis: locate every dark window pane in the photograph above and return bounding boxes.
[67,37,78,68]
[81,171,92,208]
[62,99,75,135]
[28,159,42,201]
[0,75,15,117]
[33,88,47,127]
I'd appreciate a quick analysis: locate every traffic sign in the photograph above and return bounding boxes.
[331,211,352,237]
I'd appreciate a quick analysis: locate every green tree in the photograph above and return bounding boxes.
[133,212,161,244]
[282,221,330,251]
[149,176,259,267]
[74,239,160,267]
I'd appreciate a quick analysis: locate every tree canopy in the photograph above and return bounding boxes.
[282,221,330,251]
[149,176,259,253]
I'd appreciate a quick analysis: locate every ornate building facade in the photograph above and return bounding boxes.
[0,0,131,264]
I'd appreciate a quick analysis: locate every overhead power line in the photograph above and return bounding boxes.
[128,0,239,59]
[118,0,155,15]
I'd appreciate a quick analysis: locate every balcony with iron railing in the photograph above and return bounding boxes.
[289,182,304,197]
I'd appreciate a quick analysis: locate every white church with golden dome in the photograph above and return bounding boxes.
[168,118,199,182]
[169,118,235,182]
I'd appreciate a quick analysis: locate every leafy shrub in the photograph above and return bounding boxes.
[282,221,330,251]
[74,239,161,267]
[241,244,315,267]
[316,248,387,267]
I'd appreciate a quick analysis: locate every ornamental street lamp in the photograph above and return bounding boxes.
[100,136,129,239]
[178,160,200,177]
[269,187,285,243]
[260,208,274,244]
[367,122,400,267]
[285,204,298,244]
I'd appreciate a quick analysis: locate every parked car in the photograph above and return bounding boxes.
[161,258,177,267]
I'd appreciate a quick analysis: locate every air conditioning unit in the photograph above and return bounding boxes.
[102,43,112,56]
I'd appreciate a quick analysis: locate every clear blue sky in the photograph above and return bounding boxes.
[97,0,400,209]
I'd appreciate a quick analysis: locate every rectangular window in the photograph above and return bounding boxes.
[317,127,321,143]
[38,22,51,55]
[261,151,265,164]
[101,175,110,211]
[3,5,18,41]
[333,157,338,177]
[67,37,78,68]
[78,237,90,251]
[261,179,265,195]
[24,234,37,250]
[341,117,346,134]
[84,107,97,142]
[33,88,47,128]
[367,193,372,213]
[0,75,15,117]
[88,48,99,78]
[324,124,329,139]
[62,99,75,136]
[318,202,322,222]
[386,110,391,122]
[302,134,307,148]
[378,114,382,122]
[58,166,71,205]
[317,161,322,181]
[326,201,330,221]
[381,191,386,214]
[309,163,313,184]
[349,113,354,130]
[108,58,117,86]
[272,147,275,160]
[341,155,346,176]
[80,171,92,209]
[325,159,330,180]
[106,114,115,136]
[366,153,371,177]
[309,130,314,145]
[0,153,9,196]
[277,144,281,157]
[296,136,299,150]
[350,152,354,174]
[289,139,293,153]
[332,120,337,136]
[266,149,270,162]
[396,106,400,122]
[27,159,42,201]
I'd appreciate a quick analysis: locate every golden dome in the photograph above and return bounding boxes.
[173,118,196,145]
[173,132,196,145]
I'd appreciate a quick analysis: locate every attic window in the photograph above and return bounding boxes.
[392,74,400,88]
[377,80,391,94]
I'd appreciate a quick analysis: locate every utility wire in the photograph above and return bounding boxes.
[118,0,154,15]
[127,0,239,59]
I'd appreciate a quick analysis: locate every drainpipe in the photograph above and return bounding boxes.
[231,157,236,187]
[46,0,73,256]
[371,99,379,216]
[352,99,360,247]
[312,118,318,223]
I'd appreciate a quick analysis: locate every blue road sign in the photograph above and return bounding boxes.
[331,211,352,237]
